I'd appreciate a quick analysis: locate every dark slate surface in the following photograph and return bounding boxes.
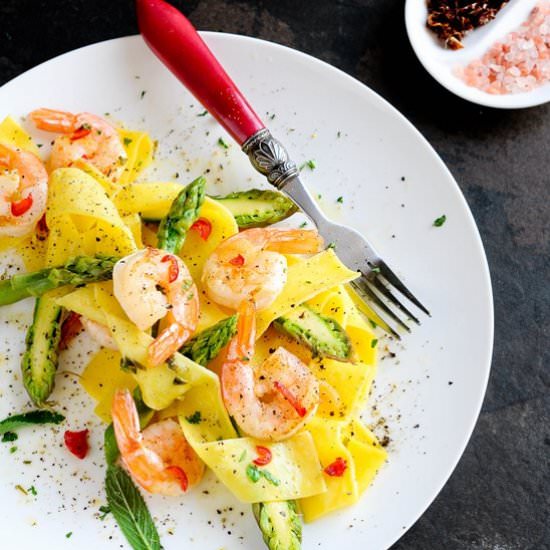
[1,1,549,549]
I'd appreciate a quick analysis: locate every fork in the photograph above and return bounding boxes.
[137,0,430,337]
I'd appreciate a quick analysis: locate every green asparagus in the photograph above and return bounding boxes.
[274,305,353,361]
[21,293,64,406]
[0,254,119,306]
[211,189,298,228]
[179,315,238,366]
[253,500,302,550]
[156,176,206,253]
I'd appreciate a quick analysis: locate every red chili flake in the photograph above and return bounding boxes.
[190,218,212,241]
[165,465,189,491]
[273,381,307,417]
[253,446,272,466]
[64,429,89,459]
[71,126,92,141]
[161,254,179,283]
[59,312,83,350]
[324,457,347,477]
[10,194,33,217]
[229,254,245,266]
[36,214,49,241]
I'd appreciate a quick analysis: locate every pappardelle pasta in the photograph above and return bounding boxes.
[0,111,387,550]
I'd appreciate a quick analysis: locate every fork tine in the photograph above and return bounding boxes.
[355,276,411,333]
[370,276,420,325]
[350,280,401,340]
[376,262,431,316]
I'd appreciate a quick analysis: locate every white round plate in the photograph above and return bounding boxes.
[405,0,550,108]
[0,34,493,549]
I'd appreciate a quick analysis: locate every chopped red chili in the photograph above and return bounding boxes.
[161,254,179,283]
[64,429,89,459]
[59,312,83,350]
[253,446,272,466]
[10,194,33,217]
[190,218,212,241]
[165,465,189,491]
[71,126,92,141]
[324,457,347,477]
[273,381,307,417]
[229,254,245,266]
[36,214,49,241]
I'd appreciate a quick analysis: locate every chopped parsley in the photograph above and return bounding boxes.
[299,221,308,228]
[299,159,316,171]
[28,485,37,496]
[327,242,336,250]
[2,431,18,443]
[98,505,111,520]
[9,446,17,454]
[65,532,73,539]
[123,137,133,147]
[246,464,280,486]
[140,90,146,99]
[185,411,202,424]
[433,214,447,227]
[218,137,229,149]
[368,319,377,329]
[197,110,208,117]
[371,338,378,348]
[336,196,344,204]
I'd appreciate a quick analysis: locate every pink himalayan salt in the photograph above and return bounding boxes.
[457,1,550,94]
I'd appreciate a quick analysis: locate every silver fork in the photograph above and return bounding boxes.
[242,129,430,339]
[137,0,429,337]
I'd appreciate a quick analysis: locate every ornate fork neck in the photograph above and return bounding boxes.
[242,128,299,189]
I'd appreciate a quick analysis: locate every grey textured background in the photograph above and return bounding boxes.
[1,1,549,548]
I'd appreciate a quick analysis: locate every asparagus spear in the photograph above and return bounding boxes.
[21,293,63,406]
[0,254,119,306]
[179,315,237,366]
[253,500,302,550]
[156,176,206,253]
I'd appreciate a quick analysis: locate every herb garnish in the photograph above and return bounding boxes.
[99,505,111,520]
[65,532,73,539]
[433,214,447,227]
[123,137,133,147]
[371,339,378,348]
[197,110,208,117]
[299,159,316,171]
[246,464,280,486]
[2,431,18,442]
[218,137,229,149]
[105,465,161,550]
[140,90,146,99]
[185,411,202,424]
[336,196,343,204]
[0,410,65,435]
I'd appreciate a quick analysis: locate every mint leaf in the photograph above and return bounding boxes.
[0,410,64,435]
[104,424,119,466]
[105,465,161,550]
[185,411,202,424]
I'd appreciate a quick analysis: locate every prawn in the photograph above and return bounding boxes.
[202,228,323,311]
[0,143,48,237]
[28,109,127,180]
[221,300,319,441]
[113,247,199,366]
[111,389,204,495]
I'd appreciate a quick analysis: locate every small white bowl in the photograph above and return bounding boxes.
[405,0,550,108]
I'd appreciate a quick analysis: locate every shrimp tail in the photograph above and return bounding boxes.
[111,389,142,455]
[29,108,77,133]
[148,322,193,367]
[227,300,256,362]
[264,229,324,254]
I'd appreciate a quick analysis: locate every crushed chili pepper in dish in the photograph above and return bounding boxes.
[426,0,509,50]
[64,429,89,459]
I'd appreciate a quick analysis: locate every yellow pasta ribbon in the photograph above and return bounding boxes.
[256,249,359,337]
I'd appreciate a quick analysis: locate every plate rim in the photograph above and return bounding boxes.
[0,32,495,550]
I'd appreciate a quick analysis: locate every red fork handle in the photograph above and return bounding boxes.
[136,0,265,145]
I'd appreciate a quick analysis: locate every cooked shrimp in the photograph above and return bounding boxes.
[113,247,199,366]
[28,109,127,180]
[80,317,118,350]
[221,300,319,441]
[112,389,204,495]
[0,143,48,237]
[202,228,323,311]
